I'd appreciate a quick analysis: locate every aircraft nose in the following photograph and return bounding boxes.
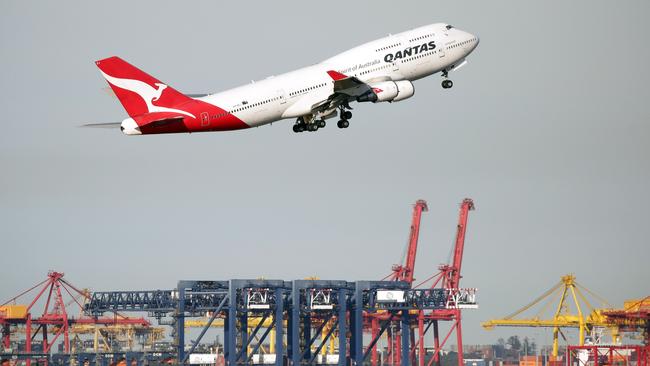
[465,31,480,52]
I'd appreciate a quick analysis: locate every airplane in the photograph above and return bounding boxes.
[91,23,479,135]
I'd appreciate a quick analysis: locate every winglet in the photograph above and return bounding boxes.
[327,70,348,81]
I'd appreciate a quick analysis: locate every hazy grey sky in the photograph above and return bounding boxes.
[1,1,649,346]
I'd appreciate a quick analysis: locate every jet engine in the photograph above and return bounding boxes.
[356,80,415,103]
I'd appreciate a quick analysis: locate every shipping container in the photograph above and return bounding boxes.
[0,305,27,319]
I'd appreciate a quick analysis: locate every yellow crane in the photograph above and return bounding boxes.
[68,324,165,352]
[482,274,616,356]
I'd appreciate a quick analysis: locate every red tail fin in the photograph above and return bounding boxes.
[95,56,192,118]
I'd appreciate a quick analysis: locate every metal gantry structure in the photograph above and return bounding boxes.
[80,199,478,366]
[565,345,649,366]
[387,199,429,284]
[0,271,159,366]
[376,198,477,366]
[84,278,477,365]
[602,296,650,344]
[422,198,476,366]
[481,274,621,356]
[1,199,479,365]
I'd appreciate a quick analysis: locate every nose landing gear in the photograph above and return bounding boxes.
[441,69,453,89]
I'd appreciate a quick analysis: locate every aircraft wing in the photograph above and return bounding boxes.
[310,71,374,114]
[326,70,372,96]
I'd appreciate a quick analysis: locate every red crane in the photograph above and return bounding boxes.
[373,199,475,366]
[420,198,475,366]
[0,271,151,366]
[389,199,429,284]
[379,200,428,365]
[440,198,474,290]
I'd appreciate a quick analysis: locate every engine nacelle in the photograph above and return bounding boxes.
[368,81,399,102]
[357,80,415,103]
[391,80,415,102]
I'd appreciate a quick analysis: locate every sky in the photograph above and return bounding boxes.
[1,0,649,348]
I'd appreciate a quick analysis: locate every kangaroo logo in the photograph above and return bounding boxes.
[150,83,167,102]
[100,71,195,118]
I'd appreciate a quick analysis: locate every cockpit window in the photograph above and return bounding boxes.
[446,25,454,30]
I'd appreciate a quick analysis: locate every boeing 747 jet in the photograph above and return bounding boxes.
[92,23,479,135]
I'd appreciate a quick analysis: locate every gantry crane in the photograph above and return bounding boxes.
[185,200,432,366]
[376,200,428,366]
[420,198,475,366]
[0,271,160,365]
[389,199,429,284]
[375,199,476,366]
[482,274,614,357]
[602,296,650,345]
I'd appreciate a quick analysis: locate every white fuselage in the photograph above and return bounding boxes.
[197,23,479,128]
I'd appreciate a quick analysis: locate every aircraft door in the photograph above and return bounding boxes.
[392,61,400,72]
[439,45,446,58]
[200,112,210,127]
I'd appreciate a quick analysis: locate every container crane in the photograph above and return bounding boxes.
[601,296,649,344]
[375,199,476,366]
[374,200,428,366]
[420,198,475,366]
[389,199,429,285]
[0,271,155,365]
[439,198,474,290]
[481,274,614,357]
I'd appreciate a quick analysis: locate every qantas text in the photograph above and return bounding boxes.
[384,41,436,63]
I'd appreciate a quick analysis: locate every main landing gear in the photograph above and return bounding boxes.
[292,104,353,133]
[292,117,326,133]
[337,107,352,129]
[441,69,453,89]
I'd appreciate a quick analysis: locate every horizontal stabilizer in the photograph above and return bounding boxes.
[81,122,121,128]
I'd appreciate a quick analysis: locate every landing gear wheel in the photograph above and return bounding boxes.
[293,118,307,133]
[318,120,326,128]
[338,120,349,129]
[442,80,453,89]
[308,123,318,132]
[342,111,352,120]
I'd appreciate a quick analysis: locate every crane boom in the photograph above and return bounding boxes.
[481,274,616,357]
[441,198,474,289]
[391,200,428,284]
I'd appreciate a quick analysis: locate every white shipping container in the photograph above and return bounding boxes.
[376,290,406,303]
[252,354,277,364]
[316,354,339,364]
[189,354,218,364]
